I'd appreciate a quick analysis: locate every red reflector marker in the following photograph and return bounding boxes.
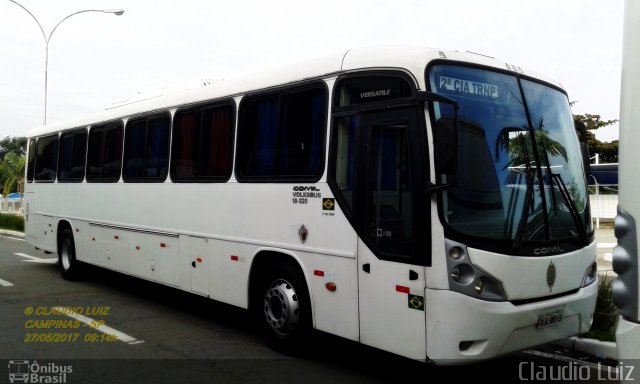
[314,270,324,277]
[114,235,119,240]
[196,257,203,263]
[135,246,140,251]
[230,255,239,261]
[325,282,337,292]
[160,243,166,248]
[396,285,410,294]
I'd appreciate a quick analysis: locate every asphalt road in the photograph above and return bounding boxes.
[0,234,619,384]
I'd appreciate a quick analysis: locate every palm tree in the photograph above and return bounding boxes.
[0,152,25,196]
[495,118,568,169]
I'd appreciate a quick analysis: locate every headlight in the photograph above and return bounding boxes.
[445,240,508,301]
[581,261,598,287]
[450,264,474,284]
[474,278,484,294]
[449,246,465,261]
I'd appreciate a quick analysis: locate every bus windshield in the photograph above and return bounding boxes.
[427,64,592,250]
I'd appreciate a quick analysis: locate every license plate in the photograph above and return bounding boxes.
[537,310,563,328]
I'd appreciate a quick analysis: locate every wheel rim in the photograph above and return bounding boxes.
[61,239,71,271]
[263,278,300,336]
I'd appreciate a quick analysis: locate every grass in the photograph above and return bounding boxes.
[584,328,615,342]
[582,275,617,342]
[0,213,24,232]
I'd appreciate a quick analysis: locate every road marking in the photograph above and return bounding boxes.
[597,242,617,248]
[23,259,57,264]
[0,235,25,241]
[13,252,57,264]
[0,277,14,287]
[53,306,144,345]
[14,252,44,260]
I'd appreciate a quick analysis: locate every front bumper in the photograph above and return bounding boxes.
[425,281,597,364]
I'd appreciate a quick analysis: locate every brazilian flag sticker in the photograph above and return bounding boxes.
[408,294,424,311]
[322,198,335,210]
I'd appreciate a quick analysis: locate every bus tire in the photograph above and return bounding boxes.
[58,227,80,280]
[258,262,311,353]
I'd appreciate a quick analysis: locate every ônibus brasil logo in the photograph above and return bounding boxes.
[8,360,73,383]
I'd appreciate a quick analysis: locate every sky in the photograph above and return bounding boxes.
[0,0,624,142]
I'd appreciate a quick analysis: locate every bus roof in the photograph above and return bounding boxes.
[27,45,562,138]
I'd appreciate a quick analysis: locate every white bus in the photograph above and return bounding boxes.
[615,0,640,369]
[24,46,597,363]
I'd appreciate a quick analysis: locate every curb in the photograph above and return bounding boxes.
[555,337,618,360]
[0,229,25,238]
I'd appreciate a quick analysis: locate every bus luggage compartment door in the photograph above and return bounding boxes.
[188,236,209,295]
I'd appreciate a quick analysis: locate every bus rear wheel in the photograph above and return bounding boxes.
[58,227,80,280]
[258,262,311,352]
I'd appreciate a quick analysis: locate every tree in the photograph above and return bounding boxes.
[0,136,27,159]
[496,125,568,167]
[596,140,620,164]
[0,152,25,196]
[0,136,27,196]
[573,113,618,163]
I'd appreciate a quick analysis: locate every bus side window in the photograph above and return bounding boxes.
[334,116,358,212]
[124,114,170,182]
[34,134,59,182]
[26,139,36,182]
[171,103,234,182]
[236,84,327,181]
[87,123,123,183]
[58,130,87,182]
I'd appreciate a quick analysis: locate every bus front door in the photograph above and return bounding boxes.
[356,109,428,360]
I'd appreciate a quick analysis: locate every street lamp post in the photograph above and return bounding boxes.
[8,1,124,125]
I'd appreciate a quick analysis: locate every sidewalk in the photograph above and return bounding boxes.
[595,224,616,275]
[0,228,24,238]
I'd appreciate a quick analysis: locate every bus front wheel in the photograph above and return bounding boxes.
[258,262,311,352]
[58,227,80,280]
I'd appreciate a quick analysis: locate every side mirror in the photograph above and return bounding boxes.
[574,120,591,177]
[435,118,457,175]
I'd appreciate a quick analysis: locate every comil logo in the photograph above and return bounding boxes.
[8,360,73,383]
[533,246,564,255]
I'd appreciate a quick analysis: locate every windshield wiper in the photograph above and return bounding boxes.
[550,173,590,246]
[513,133,535,249]
[537,134,589,246]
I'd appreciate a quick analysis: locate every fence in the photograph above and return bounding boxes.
[0,198,23,216]
[590,193,617,228]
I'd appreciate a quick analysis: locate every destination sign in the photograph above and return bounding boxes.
[438,76,499,98]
